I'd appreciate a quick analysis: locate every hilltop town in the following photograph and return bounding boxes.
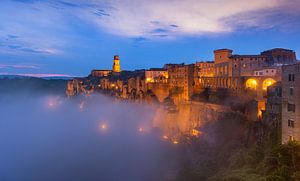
[66,48,299,144]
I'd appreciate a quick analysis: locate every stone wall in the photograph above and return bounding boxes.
[153,101,230,140]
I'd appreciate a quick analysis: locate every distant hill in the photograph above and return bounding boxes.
[0,77,68,96]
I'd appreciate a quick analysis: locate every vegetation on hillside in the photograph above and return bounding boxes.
[0,77,67,96]
[177,112,300,181]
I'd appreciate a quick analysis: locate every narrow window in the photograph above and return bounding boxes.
[288,119,295,128]
[290,87,294,96]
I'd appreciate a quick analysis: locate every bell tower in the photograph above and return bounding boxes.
[112,55,121,73]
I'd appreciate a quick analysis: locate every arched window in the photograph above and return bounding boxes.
[262,78,276,91]
[246,79,257,90]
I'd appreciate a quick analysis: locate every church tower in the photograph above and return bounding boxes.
[112,55,121,73]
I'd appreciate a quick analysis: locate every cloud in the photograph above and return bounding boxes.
[56,0,299,39]
[0,64,40,69]
[85,0,283,38]
[1,0,300,55]
[0,1,68,55]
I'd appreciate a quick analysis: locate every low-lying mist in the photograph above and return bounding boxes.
[0,91,179,181]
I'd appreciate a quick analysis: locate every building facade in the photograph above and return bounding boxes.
[167,64,195,101]
[145,68,168,83]
[281,63,300,143]
[90,70,111,77]
[195,61,214,77]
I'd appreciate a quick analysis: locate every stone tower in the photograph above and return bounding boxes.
[112,55,121,73]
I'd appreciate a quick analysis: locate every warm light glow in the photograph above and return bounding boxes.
[246,78,257,90]
[99,123,108,131]
[173,140,179,145]
[146,77,153,83]
[138,127,143,132]
[48,101,55,108]
[262,78,276,90]
[191,129,201,137]
[257,101,266,119]
[258,110,263,118]
[163,135,169,140]
[46,97,61,108]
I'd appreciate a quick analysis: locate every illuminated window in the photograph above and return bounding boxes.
[246,79,257,90]
[263,78,276,91]
[289,136,294,141]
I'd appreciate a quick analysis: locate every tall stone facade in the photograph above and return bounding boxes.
[281,63,300,143]
[166,64,195,101]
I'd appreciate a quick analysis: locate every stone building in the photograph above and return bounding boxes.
[281,63,300,143]
[166,63,195,101]
[262,48,297,66]
[230,55,267,77]
[145,68,168,83]
[195,61,214,77]
[90,69,111,77]
[198,48,295,91]
[265,82,282,141]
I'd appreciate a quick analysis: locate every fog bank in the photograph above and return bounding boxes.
[0,92,179,181]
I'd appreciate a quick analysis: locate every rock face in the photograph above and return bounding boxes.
[153,101,230,141]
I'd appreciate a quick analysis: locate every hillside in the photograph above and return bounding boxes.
[0,77,68,96]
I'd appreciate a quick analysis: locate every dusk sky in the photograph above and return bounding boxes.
[1,0,300,77]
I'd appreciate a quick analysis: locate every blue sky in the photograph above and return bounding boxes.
[0,0,300,77]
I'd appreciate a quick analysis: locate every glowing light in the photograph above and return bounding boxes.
[101,124,107,129]
[146,77,154,83]
[246,79,257,90]
[48,102,55,107]
[191,129,201,137]
[258,110,263,118]
[99,123,108,131]
[46,97,61,108]
[263,78,276,90]
[173,140,179,145]
[163,135,169,140]
[138,127,143,132]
